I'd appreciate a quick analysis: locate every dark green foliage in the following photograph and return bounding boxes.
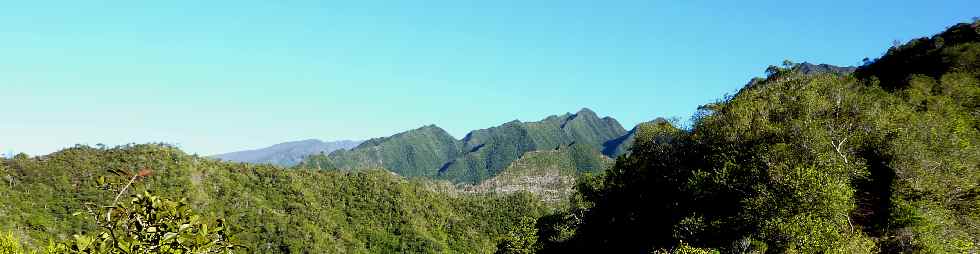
[545,21,980,253]
[0,144,546,253]
[293,152,336,170]
[438,108,627,183]
[494,216,538,254]
[856,22,980,91]
[318,125,463,178]
[602,118,673,158]
[440,121,538,183]
[307,108,628,184]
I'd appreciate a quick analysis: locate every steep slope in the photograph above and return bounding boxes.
[545,21,980,253]
[467,143,613,204]
[602,118,671,158]
[856,21,980,91]
[316,125,462,178]
[304,108,627,184]
[212,139,360,166]
[438,108,626,183]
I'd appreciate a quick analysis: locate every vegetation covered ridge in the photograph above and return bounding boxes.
[0,144,545,253]
[299,108,628,184]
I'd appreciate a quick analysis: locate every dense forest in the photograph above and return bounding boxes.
[299,108,628,184]
[0,145,545,253]
[1,21,978,253]
[533,21,980,253]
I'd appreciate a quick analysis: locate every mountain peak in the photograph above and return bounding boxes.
[576,107,597,116]
[418,124,443,131]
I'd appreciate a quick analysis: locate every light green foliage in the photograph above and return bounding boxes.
[650,242,719,254]
[0,144,546,253]
[52,192,238,253]
[1,232,26,254]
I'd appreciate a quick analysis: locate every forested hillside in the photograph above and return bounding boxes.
[300,108,627,184]
[533,21,980,253]
[463,143,614,204]
[303,125,463,178]
[0,144,545,253]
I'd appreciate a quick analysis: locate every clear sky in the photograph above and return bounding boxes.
[1,0,976,156]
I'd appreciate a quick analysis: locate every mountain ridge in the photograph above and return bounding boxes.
[212,139,360,166]
[301,107,628,183]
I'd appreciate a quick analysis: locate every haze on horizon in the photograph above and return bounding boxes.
[1,0,976,156]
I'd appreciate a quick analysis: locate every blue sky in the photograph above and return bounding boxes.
[1,0,976,156]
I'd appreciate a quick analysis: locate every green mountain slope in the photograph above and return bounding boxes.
[301,125,462,178]
[304,108,628,184]
[0,144,545,253]
[542,21,980,253]
[602,118,671,158]
[438,108,626,183]
[467,143,614,204]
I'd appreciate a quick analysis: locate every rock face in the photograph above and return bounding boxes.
[466,143,613,204]
[212,139,360,166]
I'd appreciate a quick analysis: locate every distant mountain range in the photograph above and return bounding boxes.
[212,139,361,166]
[300,108,631,183]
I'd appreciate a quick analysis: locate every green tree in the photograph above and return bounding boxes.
[53,191,241,253]
[0,232,26,254]
[495,216,539,254]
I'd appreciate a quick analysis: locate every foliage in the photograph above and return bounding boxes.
[0,144,546,253]
[602,118,676,158]
[650,242,720,254]
[4,19,977,254]
[468,143,614,204]
[302,108,628,184]
[494,216,539,254]
[437,108,626,183]
[856,21,980,91]
[303,125,463,178]
[545,21,980,253]
[54,191,239,253]
[1,232,26,254]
